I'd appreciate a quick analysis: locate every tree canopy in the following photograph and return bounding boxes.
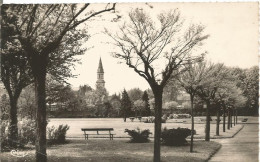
[2,4,116,161]
[121,89,132,121]
[107,8,209,161]
[128,88,143,102]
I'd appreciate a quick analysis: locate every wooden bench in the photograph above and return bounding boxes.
[81,128,115,140]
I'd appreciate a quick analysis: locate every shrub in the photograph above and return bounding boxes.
[47,124,70,145]
[1,118,36,151]
[125,127,151,143]
[1,120,10,151]
[161,127,194,146]
[18,118,36,145]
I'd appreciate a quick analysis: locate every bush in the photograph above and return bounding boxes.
[18,118,36,145]
[1,118,36,151]
[47,124,70,145]
[125,127,151,143]
[1,120,10,151]
[161,127,194,146]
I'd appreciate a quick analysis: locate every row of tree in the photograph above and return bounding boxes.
[1,78,154,119]
[175,61,248,152]
[106,8,258,161]
[77,86,151,118]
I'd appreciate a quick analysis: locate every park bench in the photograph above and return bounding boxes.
[81,128,115,140]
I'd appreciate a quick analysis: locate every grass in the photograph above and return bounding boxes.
[2,117,248,161]
[48,118,245,139]
[1,139,221,162]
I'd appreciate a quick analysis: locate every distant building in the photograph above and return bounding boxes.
[96,58,105,89]
[85,58,108,106]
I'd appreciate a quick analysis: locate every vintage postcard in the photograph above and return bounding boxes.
[0,1,258,162]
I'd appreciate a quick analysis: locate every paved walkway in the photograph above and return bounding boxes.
[209,123,259,162]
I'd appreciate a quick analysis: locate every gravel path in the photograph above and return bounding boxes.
[209,123,259,162]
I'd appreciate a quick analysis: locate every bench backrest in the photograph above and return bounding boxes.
[81,128,114,131]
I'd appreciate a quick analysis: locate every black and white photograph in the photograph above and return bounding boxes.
[0,1,259,162]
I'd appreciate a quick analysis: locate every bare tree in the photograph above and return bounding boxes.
[196,63,228,141]
[107,8,208,161]
[215,81,246,134]
[177,61,210,152]
[3,4,116,161]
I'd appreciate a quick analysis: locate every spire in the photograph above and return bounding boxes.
[97,57,104,73]
[96,57,105,89]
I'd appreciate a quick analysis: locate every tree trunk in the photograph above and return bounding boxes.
[223,106,226,132]
[236,109,238,124]
[205,101,211,141]
[230,109,232,128]
[190,95,195,152]
[35,73,47,162]
[9,97,19,148]
[227,108,230,130]
[233,109,235,126]
[216,107,220,136]
[153,87,163,162]
[124,113,126,122]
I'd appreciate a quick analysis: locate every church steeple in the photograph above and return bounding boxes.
[96,58,105,89]
[97,58,104,73]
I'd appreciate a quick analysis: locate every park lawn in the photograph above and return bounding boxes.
[1,139,221,162]
[48,118,245,139]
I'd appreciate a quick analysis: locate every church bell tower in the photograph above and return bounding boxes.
[96,58,105,89]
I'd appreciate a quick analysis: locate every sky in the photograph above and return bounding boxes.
[1,2,258,95]
[64,2,258,94]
